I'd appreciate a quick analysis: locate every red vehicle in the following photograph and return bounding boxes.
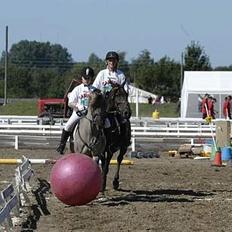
[37,79,80,119]
[37,98,67,118]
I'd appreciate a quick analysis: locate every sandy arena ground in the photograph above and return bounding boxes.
[1,148,232,232]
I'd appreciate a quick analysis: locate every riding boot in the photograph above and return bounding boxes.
[56,129,70,155]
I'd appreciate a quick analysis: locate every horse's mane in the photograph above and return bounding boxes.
[107,81,127,97]
[88,88,105,109]
[86,88,106,129]
[105,82,130,117]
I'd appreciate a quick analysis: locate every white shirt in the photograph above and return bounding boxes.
[68,83,93,111]
[92,68,128,93]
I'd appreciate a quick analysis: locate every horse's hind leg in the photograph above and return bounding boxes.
[113,146,127,190]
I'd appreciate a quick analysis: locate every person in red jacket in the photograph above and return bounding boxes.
[207,96,216,119]
[228,95,232,119]
[201,94,209,119]
[223,95,232,119]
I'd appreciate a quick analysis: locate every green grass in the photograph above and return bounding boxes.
[0,99,38,115]
[130,102,179,117]
[0,100,179,117]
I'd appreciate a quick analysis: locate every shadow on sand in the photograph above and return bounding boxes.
[21,178,50,231]
[100,188,214,206]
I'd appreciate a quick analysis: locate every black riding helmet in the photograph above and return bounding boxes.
[105,51,119,61]
[81,66,94,79]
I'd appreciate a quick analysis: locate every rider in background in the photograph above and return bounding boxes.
[92,51,129,94]
[92,51,131,145]
[56,66,95,155]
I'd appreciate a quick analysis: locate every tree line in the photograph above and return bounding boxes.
[0,40,231,102]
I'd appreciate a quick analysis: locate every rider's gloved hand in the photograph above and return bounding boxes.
[76,103,86,111]
[76,103,87,117]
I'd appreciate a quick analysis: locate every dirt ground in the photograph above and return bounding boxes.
[1,148,232,232]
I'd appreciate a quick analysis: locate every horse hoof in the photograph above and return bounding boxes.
[113,179,119,190]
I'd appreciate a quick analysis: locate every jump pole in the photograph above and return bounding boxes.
[0,159,56,164]
[0,158,134,165]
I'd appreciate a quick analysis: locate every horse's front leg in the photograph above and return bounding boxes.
[69,134,75,153]
[101,151,113,193]
[113,146,127,190]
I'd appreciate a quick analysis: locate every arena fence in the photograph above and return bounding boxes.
[0,116,220,150]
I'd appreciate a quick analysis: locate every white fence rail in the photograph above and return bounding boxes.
[0,115,221,150]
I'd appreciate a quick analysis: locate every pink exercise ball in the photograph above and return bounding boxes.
[50,153,102,206]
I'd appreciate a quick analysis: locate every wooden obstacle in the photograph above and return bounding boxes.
[0,183,20,229]
[15,156,34,208]
[0,156,34,231]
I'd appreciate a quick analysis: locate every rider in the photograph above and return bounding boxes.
[92,51,129,93]
[92,51,131,146]
[56,66,95,155]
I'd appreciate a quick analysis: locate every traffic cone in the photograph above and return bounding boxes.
[213,150,222,166]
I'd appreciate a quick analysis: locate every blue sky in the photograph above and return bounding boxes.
[0,0,232,67]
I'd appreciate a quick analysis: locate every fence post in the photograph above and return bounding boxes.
[14,136,18,150]
[132,137,135,152]
[191,138,194,146]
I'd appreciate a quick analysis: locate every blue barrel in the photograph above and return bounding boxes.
[221,147,232,161]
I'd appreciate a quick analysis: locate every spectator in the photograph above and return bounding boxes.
[229,95,232,116]
[223,95,232,119]
[148,96,153,104]
[160,96,166,104]
[208,96,216,119]
[201,93,209,119]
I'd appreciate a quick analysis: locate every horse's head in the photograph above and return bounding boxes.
[106,82,131,119]
[88,88,106,128]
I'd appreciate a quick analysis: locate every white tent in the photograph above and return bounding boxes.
[181,71,232,118]
[128,85,157,103]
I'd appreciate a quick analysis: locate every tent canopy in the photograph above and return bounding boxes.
[181,71,232,118]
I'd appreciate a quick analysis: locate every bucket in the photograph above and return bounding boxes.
[203,144,211,157]
[152,110,160,120]
[210,145,217,161]
[221,147,232,161]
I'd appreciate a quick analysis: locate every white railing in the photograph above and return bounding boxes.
[0,116,220,150]
[0,115,67,126]
[0,115,212,125]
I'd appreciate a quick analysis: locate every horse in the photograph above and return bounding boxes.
[70,88,107,158]
[100,81,132,193]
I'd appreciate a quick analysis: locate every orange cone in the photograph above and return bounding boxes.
[213,151,222,166]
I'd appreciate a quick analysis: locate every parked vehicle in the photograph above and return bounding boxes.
[37,79,80,123]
